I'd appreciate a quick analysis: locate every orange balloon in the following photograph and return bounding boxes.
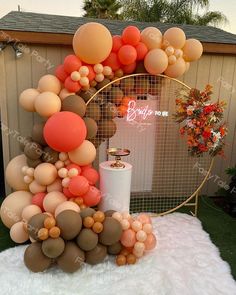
[73,22,112,64]
[144,49,168,75]
[120,229,136,248]
[164,57,186,78]
[163,27,186,49]
[135,42,148,61]
[183,39,203,62]
[122,26,141,46]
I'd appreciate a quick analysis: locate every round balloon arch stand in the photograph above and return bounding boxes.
[86,73,215,217]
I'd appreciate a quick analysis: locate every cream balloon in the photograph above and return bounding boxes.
[5,154,29,191]
[59,88,75,101]
[144,49,168,75]
[34,163,58,186]
[164,57,186,78]
[163,27,186,49]
[43,191,67,213]
[19,88,39,112]
[38,74,61,94]
[183,39,203,62]
[21,204,42,222]
[0,191,32,228]
[141,27,162,50]
[47,178,63,193]
[10,221,29,243]
[34,92,61,117]
[68,140,96,166]
[29,180,46,194]
[55,201,80,217]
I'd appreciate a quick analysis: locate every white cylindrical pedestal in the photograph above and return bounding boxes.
[99,161,132,213]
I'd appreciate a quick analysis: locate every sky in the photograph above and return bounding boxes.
[0,0,235,34]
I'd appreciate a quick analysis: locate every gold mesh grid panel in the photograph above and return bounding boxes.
[86,74,212,215]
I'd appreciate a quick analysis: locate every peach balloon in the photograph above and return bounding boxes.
[68,140,96,166]
[144,233,157,250]
[38,74,61,94]
[29,180,46,194]
[141,27,162,50]
[137,213,151,224]
[19,88,39,112]
[143,223,153,234]
[134,241,145,252]
[164,57,186,78]
[163,27,186,49]
[144,49,168,75]
[0,191,32,228]
[34,92,61,117]
[59,88,75,100]
[5,154,29,191]
[21,204,42,222]
[183,39,203,62]
[54,201,80,217]
[136,230,147,242]
[131,220,142,232]
[73,22,113,64]
[43,191,67,213]
[120,229,136,248]
[133,248,144,258]
[34,163,58,186]
[10,221,29,243]
[47,178,63,192]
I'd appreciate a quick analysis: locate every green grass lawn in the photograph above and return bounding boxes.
[0,196,235,279]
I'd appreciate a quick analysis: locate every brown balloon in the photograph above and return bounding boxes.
[101,103,117,119]
[108,87,124,105]
[56,210,82,240]
[76,228,98,251]
[99,217,122,246]
[24,242,52,272]
[83,117,98,139]
[24,141,43,160]
[31,122,47,146]
[27,213,48,241]
[96,78,112,93]
[135,61,147,74]
[108,241,122,255]
[61,95,87,117]
[19,136,32,152]
[85,243,107,265]
[104,210,116,217]
[97,120,117,139]
[79,87,97,103]
[42,147,59,164]
[42,237,65,258]
[27,157,42,168]
[86,102,101,121]
[80,208,96,219]
[57,242,85,273]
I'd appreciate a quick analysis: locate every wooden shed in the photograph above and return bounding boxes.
[0,11,236,196]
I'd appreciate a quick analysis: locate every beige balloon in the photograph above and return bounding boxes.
[38,74,61,94]
[59,88,75,101]
[34,163,58,186]
[10,221,29,243]
[19,88,40,112]
[0,191,32,228]
[55,201,80,217]
[5,154,29,191]
[183,39,203,62]
[68,140,96,166]
[21,204,42,222]
[34,92,61,117]
[47,178,63,193]
[144,49,168,75]
[163,27,186,49]
[43,191,67,213]
[164,57,186,78]
[29,180,46,194]
[141,27,162,50]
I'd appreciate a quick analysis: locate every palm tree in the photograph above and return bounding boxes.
[83,0,122,19]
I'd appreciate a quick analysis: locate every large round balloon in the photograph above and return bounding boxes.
[34,163,58,186]
[183,39,203,62]
[141,27,162,50]
[164,57,186,78]
[163,27,186,49]
[68,140,96,166]
[144,49,168,75]
[44,111,87,152]
[5,154,29,190]
[34,92,61,117]
[38,74,61,94]
[0,191,32,228]
[19,88,39,112]
[73,22,113,64]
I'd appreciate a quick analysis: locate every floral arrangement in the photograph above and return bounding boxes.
[174,85,227,157]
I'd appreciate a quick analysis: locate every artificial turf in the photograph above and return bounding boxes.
[0,196,235,279]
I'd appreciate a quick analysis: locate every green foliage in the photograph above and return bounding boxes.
[83,0,122,19]
[226,167,236,176]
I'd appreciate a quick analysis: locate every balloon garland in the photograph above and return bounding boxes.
[0,21,204,273]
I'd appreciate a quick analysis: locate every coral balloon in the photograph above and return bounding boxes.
[144,233,157,250]
[34,92,61,117]
[183,39,203,62]
[86,65,96,81]
[112,35,123,52]
[22,204,42,222]
[103,52,121,71]
[120,229,136,248]
[68,140,96,166]
[122,62,137,74]
[63,55,82,74]
[43,191,67,214]
[164,57,186,78]
[5,154,29,191]
[73,22,112,64]
[10,221,29,243]
[163,27,186,49]
[55,201,80,217]
[38,74,61,95]
[141,27,162,50]
[135,42,148,61]
[32,192,46,210]
[122,26,140,46]
[19,88,39,112]
[118,45,137,65]
[64,77,81,93]
[144,49,168,75]
[55,65,68,82]
[0,191,32,228]
[68,176,89,196]
[81,167,99,185]
[44,111,87,152]
[82,186,101,207]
